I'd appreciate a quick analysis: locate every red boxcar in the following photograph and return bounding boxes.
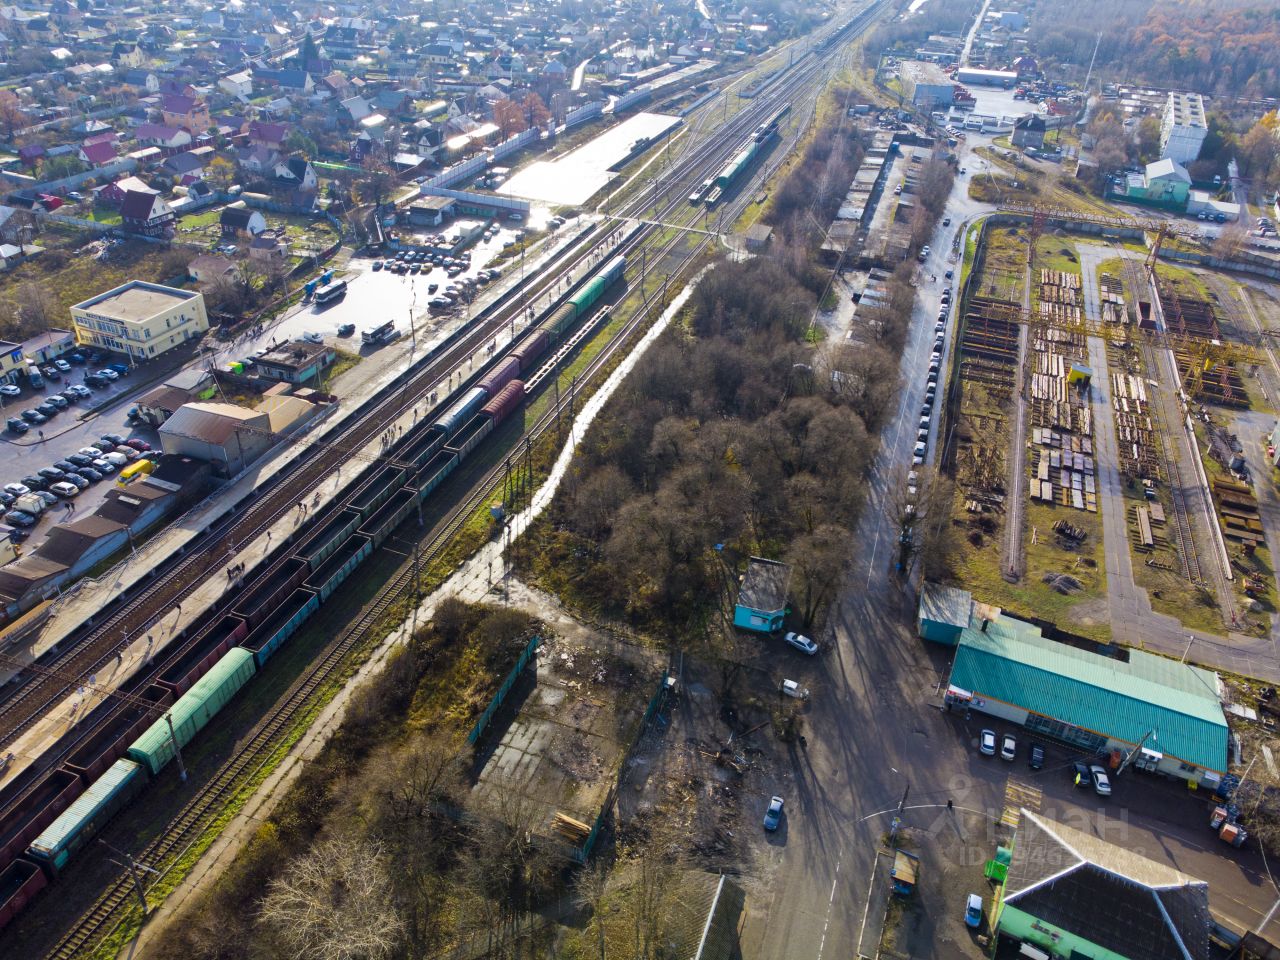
[157,615,247,697]
[478,356,521,398]
[481,380,525,426]
[509,330,549,372]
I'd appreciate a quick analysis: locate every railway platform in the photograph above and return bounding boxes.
[0,226,586,794]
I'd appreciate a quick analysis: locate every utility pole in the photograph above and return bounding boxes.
[165,712,187,782]
[889,782,910,847]
[100,839,158,916]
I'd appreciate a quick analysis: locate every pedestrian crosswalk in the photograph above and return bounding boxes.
[1000,778,1042,828]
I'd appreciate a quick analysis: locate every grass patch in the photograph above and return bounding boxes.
[321,347,361,389]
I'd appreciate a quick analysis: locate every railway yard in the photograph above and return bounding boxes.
[0,3,885,956]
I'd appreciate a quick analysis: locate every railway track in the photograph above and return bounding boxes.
[36,11,869,956]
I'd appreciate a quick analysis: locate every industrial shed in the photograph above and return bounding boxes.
[159,402,273,476]
[997,810,1211,960]
[916,582,972,644]
[945,614,1228,785]
[733,557,791,633]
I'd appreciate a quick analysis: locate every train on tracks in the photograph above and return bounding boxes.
[692,103,790,208]
[0,254,627,934]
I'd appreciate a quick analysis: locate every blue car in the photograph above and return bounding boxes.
[763,796,784,832]
[964,894,983,928]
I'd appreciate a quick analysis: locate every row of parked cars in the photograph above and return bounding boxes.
[1,434,153,529]
[913,280,952,465]
[4,362,130,434]
[978,727,1113,796]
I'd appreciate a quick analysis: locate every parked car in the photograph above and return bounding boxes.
[979,729,997,756]
[37,467,66,481]
[964,894,983,928]
[0,492,13,507]
[101,433,126,446]
[1072,762,1092,788]
[763,796,784,831]
[107,364,129,376]
[67,453,94,467]
[337,324,356,337]
[45,394,68,410]
[2,483,29,497]
[1000,733,1016,761]
[4,510,35,527]
[84,375,107,389]
[40,366,60,381]
[75,467,102,482]
[20,409,45,424]
[35,403,57,418]
[125,439,152,452]
[6,417,27,434]
[96,369,119,381]
[49,481,79,498]
[21,475,46,490]
[67,352,85,365]
[66,384,90,399]
[53,359,70,372]
[90,458,116,474]
[62,473,89,491]
[0,384,20,398]
[1090,765,1112,796]
[79,446,105,458]
[101,451,128,467]
[783,631,818,655]
[1028,744,1045,770]
[303,332,324,344]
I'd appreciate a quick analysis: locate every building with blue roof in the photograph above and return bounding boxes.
[939,594,1227,787]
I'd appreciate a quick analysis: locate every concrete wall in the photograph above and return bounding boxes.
[421,184,531,213]
[4,156,138,196]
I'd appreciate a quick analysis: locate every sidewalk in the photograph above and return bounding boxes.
[0,224,589,794]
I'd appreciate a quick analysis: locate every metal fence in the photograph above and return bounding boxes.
[467,634,541,744]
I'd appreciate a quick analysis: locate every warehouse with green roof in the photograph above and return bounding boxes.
[941,602,1228,787]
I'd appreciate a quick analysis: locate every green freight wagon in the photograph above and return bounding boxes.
[126,647,257,776]
[27,759,144,873]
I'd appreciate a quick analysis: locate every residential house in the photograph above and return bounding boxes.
[160,94,210,133]
[733,557,792,633]
[253,67,313,94]
[220,204,266,238]
[119,189,175,238]
[111,41,142,68]
[133,123,192,154]
[78,139,117,166]
[218,70,252,97]
[1011,114,1046,150]
[247,230,288,262]
[341,95,371,122]
[162,149,206,180]
[95,175,157,207]
[254,339,335,385]
[270,155,316,192]
[121,69,160,93]
[248,121,289,151]
[0,206,36,246]
[186,253,236,283]
[237,143,279,175]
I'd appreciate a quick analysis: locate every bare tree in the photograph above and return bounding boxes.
[573,859,613,960]
[15,281,56,334]
[259,835,403,960]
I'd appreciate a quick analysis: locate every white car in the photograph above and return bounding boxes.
[78,447,105,459]
[1001,733,1016,761]
[1090,765,1112,796]
[0,384,19,397]
[783,631,818,655]
[49,481,79,498]
[96,369,119,381]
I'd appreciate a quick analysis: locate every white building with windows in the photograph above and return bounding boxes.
[70,281,208,362]
[1159,92,1208,165]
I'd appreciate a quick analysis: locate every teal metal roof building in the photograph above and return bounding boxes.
[947,616,1228,783]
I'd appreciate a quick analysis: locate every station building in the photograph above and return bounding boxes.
[70,281,209,362]
[923,585,1229,787]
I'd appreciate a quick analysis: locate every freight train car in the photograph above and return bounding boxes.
[126,648,257,776]
[27,759,144,874]
[431,387,489,440]
[482,381,525,425]
[63,685,173,783]
[157,616,247,698]
[303,535,372,602]
[242,591,318,666]
[0,770,80,875]
[0,859,45,932]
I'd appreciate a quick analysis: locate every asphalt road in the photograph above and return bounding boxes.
[741,141,1280,959]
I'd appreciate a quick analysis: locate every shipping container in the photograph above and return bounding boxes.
[28,759,144,873]
[126,648,257,777]
[349,463,408,519]
[443,415,494,461]
[481,380,525,426]
[477,356,521,398]
[358,487,418,550]
[0,859,45,932]
[157,616,246,697]
[431,387,487,440]
[0,770,81,872]
[63,685,173,783]
[232,557,309,630]
[303,535,372,602]
[243,590,319,666]
[509,329,550,372]
[413,449,458,501]
[297,507,363,570]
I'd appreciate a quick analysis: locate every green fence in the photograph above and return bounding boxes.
[468,635,541,745]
